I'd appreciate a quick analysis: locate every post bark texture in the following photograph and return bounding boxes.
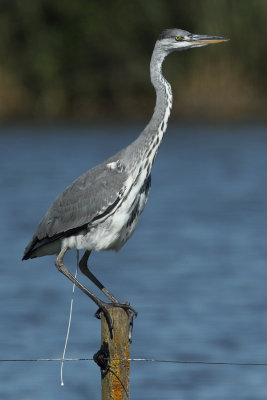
[101,306,130,400]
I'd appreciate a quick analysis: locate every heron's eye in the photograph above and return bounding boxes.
[175,35,181,41]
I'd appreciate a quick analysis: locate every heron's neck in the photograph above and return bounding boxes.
[138,45,173,155]
[150,46,173,131]
[122,44,172,175]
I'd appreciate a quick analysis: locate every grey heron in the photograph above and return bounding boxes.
[23,29,229,337]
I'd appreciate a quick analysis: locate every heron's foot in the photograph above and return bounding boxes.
[93,300,114,338]
[95,301,138,342]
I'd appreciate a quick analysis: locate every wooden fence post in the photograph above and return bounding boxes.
[94,306,130,400]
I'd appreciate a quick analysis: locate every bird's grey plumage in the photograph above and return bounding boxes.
[23,151,128,257]
[23,28,229,263]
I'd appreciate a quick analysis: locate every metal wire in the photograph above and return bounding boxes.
[1,357,267,367]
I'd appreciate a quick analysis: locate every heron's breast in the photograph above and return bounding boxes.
[61,170,151,252]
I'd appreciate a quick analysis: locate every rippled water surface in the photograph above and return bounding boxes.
[1,123,267,399]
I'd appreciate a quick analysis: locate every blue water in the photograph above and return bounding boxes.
[1,123,267,399]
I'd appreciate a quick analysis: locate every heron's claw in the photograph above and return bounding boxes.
[94,308,102,320]
[123,301,138,317]
[94,302,114,338]
[128,310,135,343]
[120,302,137,342]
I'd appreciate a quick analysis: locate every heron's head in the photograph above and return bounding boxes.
[157,28,229,53]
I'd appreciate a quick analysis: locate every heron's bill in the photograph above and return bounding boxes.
[201,38,229,44]
[193,35,230,45]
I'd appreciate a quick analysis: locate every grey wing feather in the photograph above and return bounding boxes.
[23,155,128,258]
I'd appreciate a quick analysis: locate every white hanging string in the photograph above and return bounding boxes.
[60,250,79,386]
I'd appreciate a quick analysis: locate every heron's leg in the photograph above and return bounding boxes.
[79,250,119,303]
[55,247,113,337]
[79,250,138,342]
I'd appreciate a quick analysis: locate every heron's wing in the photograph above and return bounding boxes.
[23,158,128,258]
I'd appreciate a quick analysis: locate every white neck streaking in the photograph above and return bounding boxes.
[123,43,173,177]
[140,44,173,172]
